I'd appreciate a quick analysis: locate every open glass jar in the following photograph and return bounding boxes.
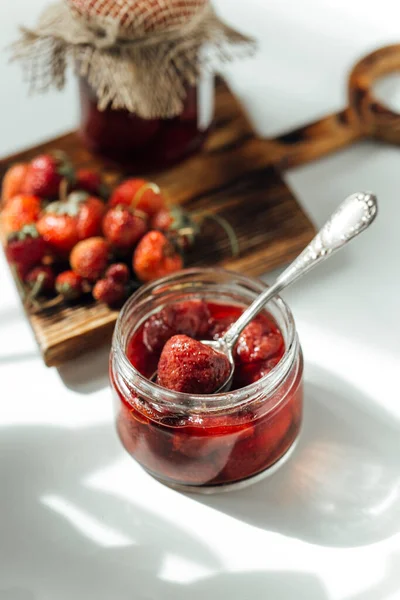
[78,73,214,170]
[110,268,303,493]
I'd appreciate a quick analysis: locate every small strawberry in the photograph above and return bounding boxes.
[105,263,130,285]
[36,191,105,254]
[103,205,147,249]
[23,152,75,198]
[1,163,29,203]
[75,194,106,240]
[0,194,41,235]
[74,168,106,196]
[5,225,47,279]
[25,265,55,294]
[109,178,166,218]
[151,205,199,250]
[93,278,126,306]
[133,230,183,282]
[55,270,84,300]
[157,335,231,394]
[151,208,173,231]
[70,237,110,281]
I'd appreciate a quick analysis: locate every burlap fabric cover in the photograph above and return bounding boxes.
[12,0,256,119]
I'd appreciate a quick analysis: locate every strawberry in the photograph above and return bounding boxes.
[76,194,106,239]
[5,225,47,279]
[235,317,284,364]
[109,179,166,218]
[1,194,41,236]
[93,277,126,306]
[74,168,104,196]
[1,163,29,203]
[23,152,74,198]
[143,300,211,352]
[157,335,231,394]
[36,191,105,254]
[105,263,130,285]
[70,237,110,281]
[133,230,183,282]
[55,270,84,300]
[103,205,147,249]
[150,208,173,231]
[25,265,55,294]
[150,205,198,250]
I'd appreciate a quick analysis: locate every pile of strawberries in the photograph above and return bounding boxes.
[0,151,195,309]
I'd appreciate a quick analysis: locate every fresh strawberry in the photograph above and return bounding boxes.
[55,270,84,300]
[109,178,166,218]
[105,263,130,285]
[36,191,105,254]
[1,163,29,203]
[103,205,147,249]
[93,278,126,306]
[5,225,47,279]
[75,194,106,239]
[133,230,183,282]
[23,152,74,198]
[150,208,173,231]
[143,300,211,352]
[70,237,110,281]
[157,335,231,394]
[1,194,42,236]
[150,205,198,250]
[37,213,78,255]
[74,168,104,196]
[25,265,55,294]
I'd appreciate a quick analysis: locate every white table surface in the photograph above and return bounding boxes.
[1,1,400,599]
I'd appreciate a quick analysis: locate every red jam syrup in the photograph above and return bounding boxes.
[79,78,211,170]
[113,301,303,487]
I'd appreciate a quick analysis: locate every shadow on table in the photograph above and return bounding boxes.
[0,421,331,600]
[58,343,111,394]
[0,417,399,599]
[193,365,400,548]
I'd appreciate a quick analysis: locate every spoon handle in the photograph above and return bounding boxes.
[223,192,378,349]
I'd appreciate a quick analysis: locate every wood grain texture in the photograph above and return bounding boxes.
[0,80,315,367]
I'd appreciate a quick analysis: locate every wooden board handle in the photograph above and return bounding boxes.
[349,43,400,144]
[261,44,400,171]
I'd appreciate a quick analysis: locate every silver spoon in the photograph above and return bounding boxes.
[153,192,378,392]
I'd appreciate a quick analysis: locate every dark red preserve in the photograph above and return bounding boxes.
[110,269,303,492]
[79,75,214,170]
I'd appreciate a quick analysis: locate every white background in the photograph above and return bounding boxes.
[1,1,400,599]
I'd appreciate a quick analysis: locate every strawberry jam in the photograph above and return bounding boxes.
[111,293,303,491]
[79,76,213,170]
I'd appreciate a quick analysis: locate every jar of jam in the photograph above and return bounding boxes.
[78,72,214,170]
[110,268,303,493]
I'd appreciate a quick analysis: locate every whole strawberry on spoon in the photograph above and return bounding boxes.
[156,192,378,394]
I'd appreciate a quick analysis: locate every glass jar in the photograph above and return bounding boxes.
[110,268,303,493]
[78,72,214,170]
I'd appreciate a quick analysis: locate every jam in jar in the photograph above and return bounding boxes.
[78,73,214,170]
[110,268,303,492]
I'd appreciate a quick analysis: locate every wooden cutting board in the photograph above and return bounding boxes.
[0,79,315,366]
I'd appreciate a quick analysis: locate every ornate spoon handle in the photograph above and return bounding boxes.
[223,192,378,349]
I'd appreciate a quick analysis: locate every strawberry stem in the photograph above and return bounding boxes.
[59,178,69,203]
[131,182,161,208]
[200,213,240,257]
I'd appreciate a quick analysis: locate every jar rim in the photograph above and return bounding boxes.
[111,267,299,413]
